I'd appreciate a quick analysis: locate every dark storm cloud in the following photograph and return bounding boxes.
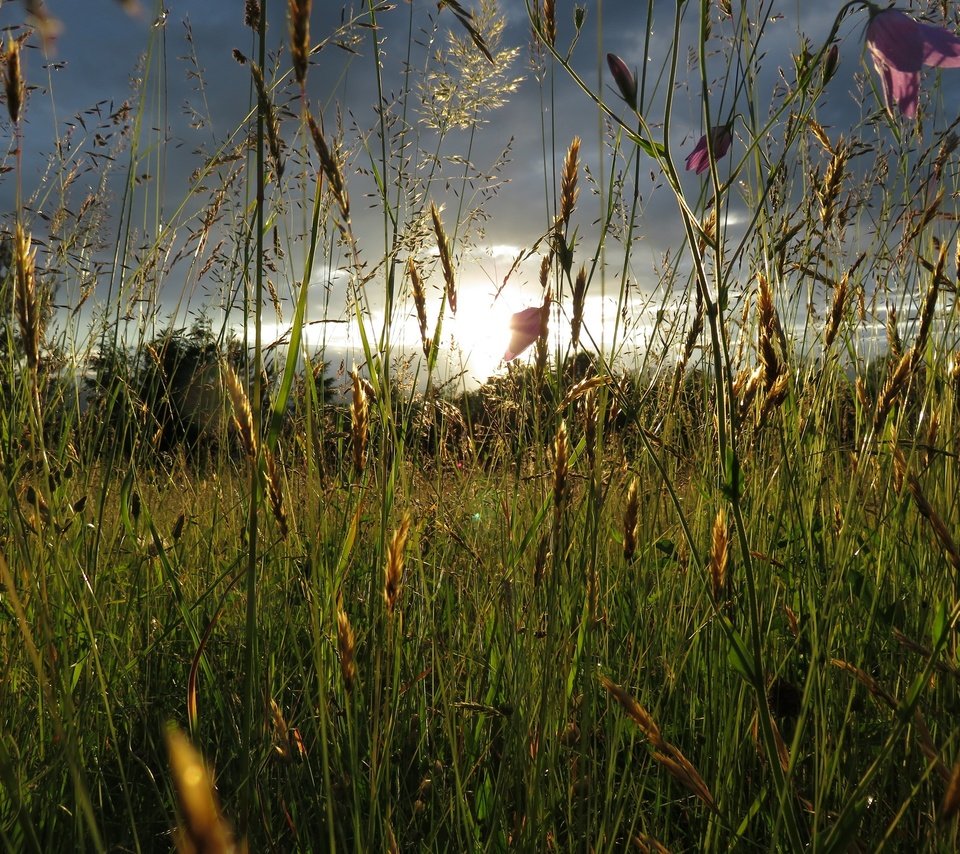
[0,0,942,333]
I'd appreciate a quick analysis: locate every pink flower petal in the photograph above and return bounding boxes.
[684,126,732,175]
[866,9,960,118]
[503,306,543,362]
[919,21,960,67]
[866,10,923,73]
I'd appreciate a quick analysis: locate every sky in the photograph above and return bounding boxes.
[0,0,948,385]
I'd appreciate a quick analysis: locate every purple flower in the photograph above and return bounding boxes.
[684,125,733,175]
[607,53,637,111]
[866,8,960,119]
[503,306,544,362]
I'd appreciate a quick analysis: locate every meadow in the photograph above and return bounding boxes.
[2,1,960,851]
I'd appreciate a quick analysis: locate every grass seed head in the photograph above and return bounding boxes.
[558,136,580,229]
[14,223,40,371]
[308,114,350,222]
[350,369,368,477]
[263,448,288,537]
[542,0,556,47]
[623,479,638,561]
[408,257,431,358]
[222,363,258,460]
[289,0,311,87]
[431,203,457,314]
[553,420,568,512]
[4,36,24,125]
[384,513,412,615]
[336,600,356,692]
[756,273,782,391]
[244,0,261,29]
[571,265,587,348]
[709,508,729,602]
[165,726,237,854]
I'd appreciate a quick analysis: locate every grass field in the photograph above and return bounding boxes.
[2,1,960,851]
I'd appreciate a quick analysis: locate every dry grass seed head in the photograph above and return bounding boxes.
[384,513,412,615]
[244,0,261,29]
[350,369,368,476]
[263,448,288,537]
[336,599,356,692]
[4,36,24,125]
[756,273,781,391]
[542,0,556,46]
[408,257,431,358]
[874,350,913,433]
[941,752,960,822]
[571,265,587,348]
[166,726,238,854]
[709,507,728,602]
[818,140,847,230]
[222,363,258,460]
[823,270,848,350]
[553,420,569,511]
[288,0,311,87]
[249,61,284,181]
[558,136,580,228]
[885,303,902,360]
[308,114,350,222]
[13,223,40,371]
[430,203,457,314]
[623,479,638,561]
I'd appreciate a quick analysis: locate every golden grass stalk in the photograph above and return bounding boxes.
[601,675,719,813]
[14,223,41,372]
[336,599,356,692]
[4,36,24,125]
[250,61,284,181]
[623,479,638,561]
[165,726,238,854]
[384,513,412,615]
[709,508,728,603]
[558,136,580,229]
[288,0,311,88]
[263,448,288,538]
[350,369,368,477]
[570,265,587,349]
[408,257,431,359]
[222,363,258,460]
[431,203,457,314]
[308,114,350,224]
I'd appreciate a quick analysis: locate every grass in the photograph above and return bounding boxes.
[2,0,960,851]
